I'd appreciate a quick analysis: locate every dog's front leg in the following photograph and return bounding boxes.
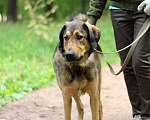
[73,92,84,120]
[62,91,72,120]
[88,87,100,120]
[90,94,99,120]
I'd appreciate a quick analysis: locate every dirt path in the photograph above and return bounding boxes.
[0,63,132,120]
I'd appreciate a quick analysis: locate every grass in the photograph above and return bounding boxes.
[0,14,120,106]
[0,21,62,106]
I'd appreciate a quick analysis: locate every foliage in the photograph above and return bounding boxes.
[54,0,111,20]
[0,0,111,22]
[0,22,62,106]
[24,0,58,41]
[54,0,90,20]
[0,1,6,15]
[17,0,28,20]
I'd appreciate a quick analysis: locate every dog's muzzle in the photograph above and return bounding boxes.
[65,51,83,62]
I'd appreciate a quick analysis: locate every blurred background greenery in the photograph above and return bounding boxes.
[0,0,119,106]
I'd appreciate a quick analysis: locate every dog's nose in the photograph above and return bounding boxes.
[65,51,74,60]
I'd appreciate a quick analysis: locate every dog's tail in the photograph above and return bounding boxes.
[69,12,87,22]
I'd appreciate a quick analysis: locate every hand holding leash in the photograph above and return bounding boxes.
[138,0,150,16]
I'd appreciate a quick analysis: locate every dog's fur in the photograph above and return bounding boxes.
[53,20,102,120]
[69,12,87,22]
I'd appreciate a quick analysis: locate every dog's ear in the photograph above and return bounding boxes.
[59,22,70,49]
[59,24,66,49]
[83,22,100,50]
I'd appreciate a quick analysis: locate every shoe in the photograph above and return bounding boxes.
[133,115,142,120]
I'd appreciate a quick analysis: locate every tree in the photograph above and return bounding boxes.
[7,0,17,22]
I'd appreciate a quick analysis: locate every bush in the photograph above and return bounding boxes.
[54,0,90,20]
[24,0,58,41]
[54,0,110,20]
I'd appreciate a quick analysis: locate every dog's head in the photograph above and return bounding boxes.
[59,20,100,62]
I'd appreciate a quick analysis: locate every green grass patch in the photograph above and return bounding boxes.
[0,14,120,106]
[0,22,62,106]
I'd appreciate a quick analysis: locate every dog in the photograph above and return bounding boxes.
[53,20,102,120]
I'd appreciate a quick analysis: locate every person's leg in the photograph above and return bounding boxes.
[132,11,150,120]
[110,9,141,116]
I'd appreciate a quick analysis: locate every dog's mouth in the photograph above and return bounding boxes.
[64,54,83,62]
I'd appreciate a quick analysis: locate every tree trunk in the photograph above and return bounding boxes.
[7,0,17,22]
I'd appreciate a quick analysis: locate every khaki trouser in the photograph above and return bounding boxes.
[111,10,150,120]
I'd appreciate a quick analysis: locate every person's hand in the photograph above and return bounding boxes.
[138,0,150,16]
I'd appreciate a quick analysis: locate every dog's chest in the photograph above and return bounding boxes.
[59,63,97,88]
[53,50,99,89]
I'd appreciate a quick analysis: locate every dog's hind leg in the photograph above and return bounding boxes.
[62,91,72,120]
[99,100,103,120]
[98,88,102,120]
[98,80,103,120]
[73,91,84,120]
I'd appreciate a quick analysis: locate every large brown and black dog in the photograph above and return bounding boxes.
[53,20,102,120]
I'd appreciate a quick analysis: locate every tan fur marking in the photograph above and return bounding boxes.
[63,29,90,63]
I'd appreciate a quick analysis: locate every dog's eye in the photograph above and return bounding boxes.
[64,36,68,41]
[76,35,83,40]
